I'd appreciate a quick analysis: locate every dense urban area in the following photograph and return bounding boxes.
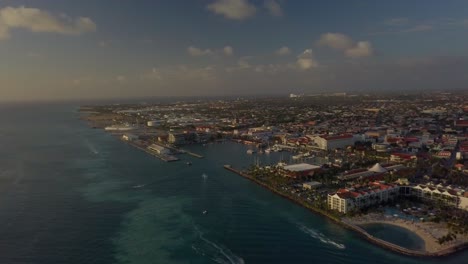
[81,91,468,256]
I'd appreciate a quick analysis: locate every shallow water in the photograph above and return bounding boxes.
[361,223,425,251]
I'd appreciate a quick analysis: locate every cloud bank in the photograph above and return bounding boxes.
[207,0,256,20]
[318,33,373,58]
[0,6,96,40]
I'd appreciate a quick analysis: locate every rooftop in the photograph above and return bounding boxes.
[283,163,321,172]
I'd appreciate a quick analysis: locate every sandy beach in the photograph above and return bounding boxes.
[344,213,468,253]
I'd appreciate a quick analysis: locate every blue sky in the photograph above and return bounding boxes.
[1,0,468,101]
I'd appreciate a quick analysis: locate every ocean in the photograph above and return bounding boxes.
[0,102,466,264]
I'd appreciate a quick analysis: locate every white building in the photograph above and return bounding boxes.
[148,144,170,155]
[313,134,354,150]
[122,134,138,141]
[328,182,399,213]
[411,183,468,210]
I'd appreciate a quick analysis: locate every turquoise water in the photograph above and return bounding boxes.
[362,224,425,251]
[0,102,466,263]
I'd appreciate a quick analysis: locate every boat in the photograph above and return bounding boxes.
[203,210,208,215]
[264,148,271,154]
[132,184,145,188]
[246,149,256,154]
[186,161,192,166]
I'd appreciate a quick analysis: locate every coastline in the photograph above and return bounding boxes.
[223,165,468,258]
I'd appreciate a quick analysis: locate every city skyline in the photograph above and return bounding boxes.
[1,0,468,101]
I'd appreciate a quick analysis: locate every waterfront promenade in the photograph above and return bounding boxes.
[223,165,468,258]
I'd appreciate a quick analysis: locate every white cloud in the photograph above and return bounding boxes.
[385,17,409,26]
[0,6,96,40]
[317,33,353,50]
[188,45,234,57]
[401,24,433,33]
[318,32,373,58]
[276,46,291,56]
[264,0,283,17]
[223,45,234,56]
[237,56,251,68]
[207,0,256,20]
[345,41,373,58]
[187,46,214,56]
[296,49,318,70]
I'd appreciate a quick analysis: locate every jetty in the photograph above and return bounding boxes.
[223,165,468,258]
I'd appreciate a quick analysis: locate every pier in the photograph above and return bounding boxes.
[123,140,179,162]
[223,165,468,258]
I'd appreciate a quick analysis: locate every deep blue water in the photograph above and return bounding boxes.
[0,103,466,264]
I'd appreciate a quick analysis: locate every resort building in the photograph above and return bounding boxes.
[330,182,468,214]
[409,183,468,211]
[328,181,399,213]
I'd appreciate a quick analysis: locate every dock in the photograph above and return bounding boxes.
[153,143,204,159]
[123,140,179,162]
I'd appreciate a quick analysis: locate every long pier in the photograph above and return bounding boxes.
[123,140,179,162]
[223,165,468,258]
[150,143,204,159]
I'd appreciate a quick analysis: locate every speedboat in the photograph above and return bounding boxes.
[203,210,208,215]
[133,184,145,188]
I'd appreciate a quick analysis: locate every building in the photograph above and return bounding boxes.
[337,163,399,181]
[409,183,468,210]
[302,181,322,190]
[147,120,161,127]
[329,182,468,214]
[122,134,138,141]
[280,163,321,178]
[168,132,186,145]
[313,134,354,150]
[147,144,171,155]
[328,182,399,213]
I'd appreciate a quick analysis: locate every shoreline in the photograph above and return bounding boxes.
[223,165,468,258]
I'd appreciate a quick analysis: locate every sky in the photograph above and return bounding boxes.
[1,0,468,101]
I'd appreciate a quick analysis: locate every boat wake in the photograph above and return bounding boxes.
[83,138,99,155]
[192,227,244,264]
[297,223,346,249]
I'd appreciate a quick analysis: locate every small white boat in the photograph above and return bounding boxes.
[246,149,256,154]
[264,148,271,154]
[133,184,145,189]
[203,210,208,215]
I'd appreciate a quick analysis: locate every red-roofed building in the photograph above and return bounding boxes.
[327,181,399,213]
[455,120,468,127]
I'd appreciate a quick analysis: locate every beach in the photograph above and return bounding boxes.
[344,212,468,253]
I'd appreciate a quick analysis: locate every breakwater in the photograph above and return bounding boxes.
[223,165,468,258]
